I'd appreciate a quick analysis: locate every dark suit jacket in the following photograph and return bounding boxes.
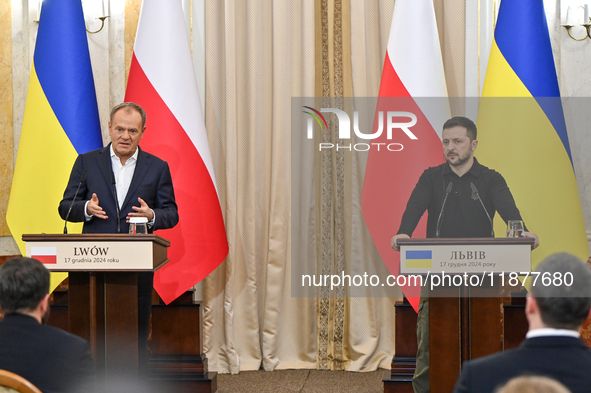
[0,313,95,393]
[59,144,178,233]
[453,336,591,393]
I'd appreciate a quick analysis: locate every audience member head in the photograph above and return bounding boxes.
[496,375,571,393]
[0,257,50,318]
[442,116,477,141]
[528,253,591,330]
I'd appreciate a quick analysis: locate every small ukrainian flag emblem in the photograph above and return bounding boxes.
[405,250,432,268]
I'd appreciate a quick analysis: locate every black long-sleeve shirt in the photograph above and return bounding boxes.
[397,158,524,238]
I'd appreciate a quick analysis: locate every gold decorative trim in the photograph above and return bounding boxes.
[317,0,331,371]
[314,0,354,371]
[332,0,345,371]
[315,0,352,370]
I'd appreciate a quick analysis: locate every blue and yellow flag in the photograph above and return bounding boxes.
[405,250,432,269]
[7,0,103,288]
[477,0,588,267]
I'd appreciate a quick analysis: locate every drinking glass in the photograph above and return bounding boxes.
[506,220,524,238]
[129,217,148,234]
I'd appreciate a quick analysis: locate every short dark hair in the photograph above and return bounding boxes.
[442,116,477,141]
[110,102,147,129]
[0,257,50,314]
[531,253,591,329]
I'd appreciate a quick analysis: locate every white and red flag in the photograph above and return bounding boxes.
[361,0,449,311]
[30,247,57,265]
[125,0,228,304]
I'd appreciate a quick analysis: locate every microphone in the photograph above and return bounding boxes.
[63,170,87,234]
[435,182,453,238]
[110,171,121,234]
[470,182,494,237]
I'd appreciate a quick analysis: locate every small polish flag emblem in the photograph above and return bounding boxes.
[30,247,57,264]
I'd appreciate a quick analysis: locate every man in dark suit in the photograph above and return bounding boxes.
[453,253,591,393]
[58,102,178,233]
[59,102,179,372]
[0,257,95,392]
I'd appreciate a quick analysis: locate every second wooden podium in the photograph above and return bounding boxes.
[398,237,534,393]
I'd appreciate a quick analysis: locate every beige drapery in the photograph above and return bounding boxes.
[202,0,318,373]
[202,0,465,374]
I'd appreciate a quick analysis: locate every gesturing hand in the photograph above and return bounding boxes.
[127,197,154,222]
[86,193,108,219]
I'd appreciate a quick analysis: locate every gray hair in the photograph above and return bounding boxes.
[110,102,147,128]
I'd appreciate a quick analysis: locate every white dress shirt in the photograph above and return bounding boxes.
[526,327,580,339]
[84,146,154,225]
[110,145,138,208]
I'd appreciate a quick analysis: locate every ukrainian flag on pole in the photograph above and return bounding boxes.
[477,0,588,267]
[7,0,103,288]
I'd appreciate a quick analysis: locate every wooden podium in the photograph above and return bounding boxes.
[23,234,170,382]
[395,237,534,393]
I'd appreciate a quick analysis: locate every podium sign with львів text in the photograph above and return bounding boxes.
[398,237,534,274]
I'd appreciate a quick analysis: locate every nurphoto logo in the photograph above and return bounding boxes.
[302,106,418,152]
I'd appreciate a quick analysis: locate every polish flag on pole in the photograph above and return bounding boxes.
[125,0,228,304]
[361,0,449,311]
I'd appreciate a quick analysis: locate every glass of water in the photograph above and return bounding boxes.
[506,220,525,238]
[129,217,148,234]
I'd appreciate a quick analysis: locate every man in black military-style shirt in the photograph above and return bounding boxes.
[397,156,524,239]
[391,116,539,393]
